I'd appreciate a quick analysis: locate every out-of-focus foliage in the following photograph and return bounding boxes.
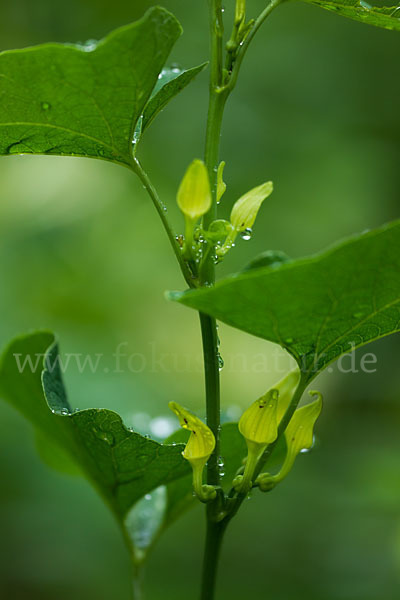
[0,0,399,599]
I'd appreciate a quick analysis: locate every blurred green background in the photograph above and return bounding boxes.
[1,0,400,598]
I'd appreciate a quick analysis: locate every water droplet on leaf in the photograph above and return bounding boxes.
[93,427,114,445]
[82,39,98,52]
[358,0,372,10]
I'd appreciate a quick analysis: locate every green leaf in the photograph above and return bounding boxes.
[0,7,181,167]
[298,0,400,32]
[124,485,168,564]
[171,221,400,382]
[141,63,208,133]
[0,332,189,522]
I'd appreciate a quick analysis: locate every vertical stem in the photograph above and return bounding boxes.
[132,565,144,600]
[199,312,221,487]
[199,3,230,600]
[200,90,228,288]
[200,519,228,600]
[203,91,228,225]
[201,0,229,286]
[201,0,227,489]
[200,0,228,475]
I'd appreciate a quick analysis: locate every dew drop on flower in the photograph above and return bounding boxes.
[240,228,252,241]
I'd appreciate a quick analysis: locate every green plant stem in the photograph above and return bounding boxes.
[198,3,230,600]
[202,0,228,280]
[131,157,195,288]
[200,519,228,600]
[132,564,144,600]
[204,90,229,228]
[199,84,227,482]
[199,312,221,487]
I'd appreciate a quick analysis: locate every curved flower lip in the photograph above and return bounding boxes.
[257,390,323,492]
[169,401,215,463]
[285,391,322,457]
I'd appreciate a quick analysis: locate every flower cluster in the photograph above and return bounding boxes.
[176,158,273,274]
[169,367,322,501]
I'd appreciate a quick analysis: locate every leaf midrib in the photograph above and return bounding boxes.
[312,295,400,372]
[0,121,123,157]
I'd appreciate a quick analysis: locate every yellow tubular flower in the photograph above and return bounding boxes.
[239,389,279,451]
[257,391,323,492]
[168,401,216,502]
[235,389,279,493]
[177,159,211,221]
[230,181,273,232]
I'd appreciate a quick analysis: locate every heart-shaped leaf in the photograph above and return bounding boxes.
[171,220,400,382]
[0,332,189,522]
[0,7,182,167]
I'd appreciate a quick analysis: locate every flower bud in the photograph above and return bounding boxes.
[230,181,273,232]
[177,159,212,221]
[216,161,226,204]
[169,401,216,502]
